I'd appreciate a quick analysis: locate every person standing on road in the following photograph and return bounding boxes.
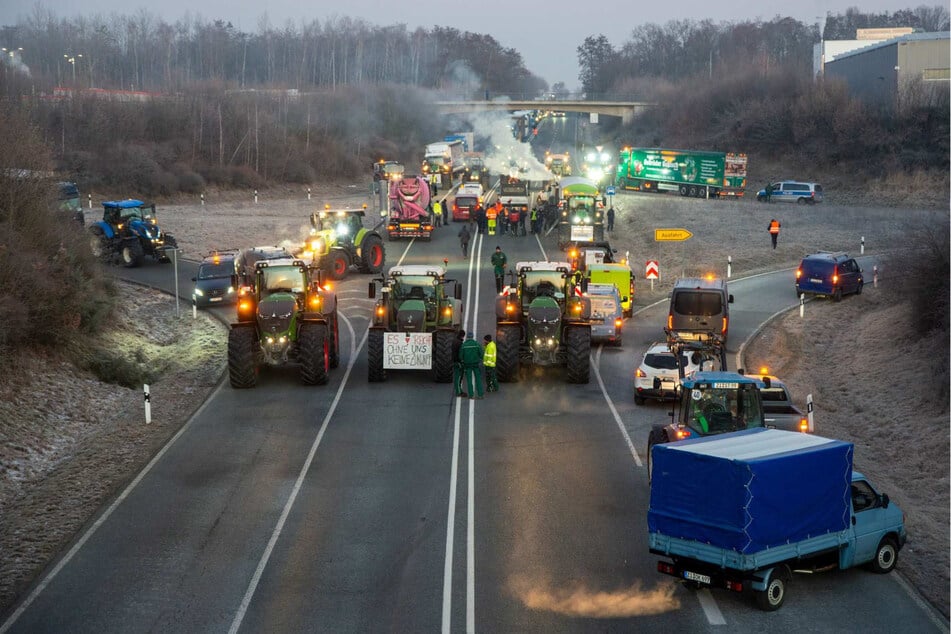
[430,172,439,196]
[530,206,539,234]
[491,246,507,293]
[486,201,498,236]
[460,332,484,399]
[453,330,466,397]
[458,223,471,257]
[507,205,521,236]
[768,218,781,249]
[607,205,615,232]
[432,199,444,226]
[765,182,773,203]
[483,334,498,392]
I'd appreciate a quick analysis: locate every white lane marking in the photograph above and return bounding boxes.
[697,588,726,625]
[0,380,229,634]
[591,345,642,468]
[467,233,483,634]
[229,313,363,634]
[441,400,463,634]
[395,237,416,266]
[442,229,481,633]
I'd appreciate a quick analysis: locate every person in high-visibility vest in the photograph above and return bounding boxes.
[486,200,499,235]
[768,218,781,249]
[483,334,498,393]
[432,199,444,226]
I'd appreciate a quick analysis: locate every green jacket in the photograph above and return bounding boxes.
[491,251,507,276]
[460,339,483,366]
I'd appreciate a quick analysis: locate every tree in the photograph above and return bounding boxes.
[577,35,619,97]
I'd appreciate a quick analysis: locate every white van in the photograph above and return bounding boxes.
[756,181,823,204]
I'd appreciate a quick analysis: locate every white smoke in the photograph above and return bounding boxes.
[1,51,31,77]
[458,107,551,183]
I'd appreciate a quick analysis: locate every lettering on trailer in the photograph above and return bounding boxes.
[646,260,660,280]
[571,226,595,241]
[383,332,433,369]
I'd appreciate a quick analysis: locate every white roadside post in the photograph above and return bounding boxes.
[200,193,205,206]
[307,187,312,201]
[727,255,732,279]
[254,189,258,204]
[171,247,180,317]
[806,394,814,433]
[873,265,878,288]
[144,384,151,424]
[88,194,92,209]
[799,293,805,318]
[861,236,865,255]
[192,302,197,319]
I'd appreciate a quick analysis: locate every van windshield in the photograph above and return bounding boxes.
[674,291,722,316]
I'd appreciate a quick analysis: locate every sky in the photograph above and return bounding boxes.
[0,0,927,87]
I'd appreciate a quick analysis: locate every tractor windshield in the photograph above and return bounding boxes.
[522,271,566,302]
[263,266,305,294]
[684,382,764,435]
[391,275,437,300]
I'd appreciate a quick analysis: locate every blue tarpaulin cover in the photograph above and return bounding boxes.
[648,428,853,554]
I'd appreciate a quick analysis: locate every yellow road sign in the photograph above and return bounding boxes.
[654,228,693,241]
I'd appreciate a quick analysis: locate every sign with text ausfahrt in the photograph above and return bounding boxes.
[654,228,693,241]
[383,332,433,369]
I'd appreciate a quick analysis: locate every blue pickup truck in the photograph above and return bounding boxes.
[648,428,906,611]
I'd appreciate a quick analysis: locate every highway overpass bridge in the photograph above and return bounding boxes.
[434,100,652,124]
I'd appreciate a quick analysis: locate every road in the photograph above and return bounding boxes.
[1,201,944,633]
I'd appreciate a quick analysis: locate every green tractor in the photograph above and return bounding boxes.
[300,206,386,280]
[228,257,339,388]
[495,260,592,383]
[367,264,464,382]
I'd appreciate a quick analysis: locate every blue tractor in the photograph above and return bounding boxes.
[88,199,177,267]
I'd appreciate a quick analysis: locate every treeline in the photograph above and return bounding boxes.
[0,14,545,96]
[577,6,949,95]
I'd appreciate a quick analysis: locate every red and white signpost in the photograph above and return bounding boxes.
[646,260,660,291]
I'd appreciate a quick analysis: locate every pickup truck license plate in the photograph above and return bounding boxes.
[683,570,710,584]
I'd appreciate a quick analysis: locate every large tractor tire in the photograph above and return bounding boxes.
[496,324,520,382]
[367,328,386,382]
[565,325,591,384]
[327,250,350,281]
[358,234,386,273]
[89,226,107,260]
[121,239,145,268]
[228,327,258,388]
[299,323,329,385]
[431,329,455,383]
[328,312,340,369]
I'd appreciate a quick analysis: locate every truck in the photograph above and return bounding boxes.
[444,132,474,153]
[421,140,465,188]
[229,257,339,388]
[372,160,404,182]
[89,199,177,267]
[649,428,906,611]
[463,152,489,187]
[498,175,531,228]
[555,176,604,248]
[367,264,464,382]
[387,175,435,241]
[646,370,814,480]
[615,147,747,198]
[495,260,592,384]
[759,372,813,433]
[544,151,571,177]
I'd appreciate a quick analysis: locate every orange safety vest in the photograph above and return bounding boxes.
[487,204,499,219]
[768,220,781,234]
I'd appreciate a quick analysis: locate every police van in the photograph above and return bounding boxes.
[756,181,823,204]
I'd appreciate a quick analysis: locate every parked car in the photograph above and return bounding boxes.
[757,181,823,204]
[795,251,863,301]
[634,342,710,405]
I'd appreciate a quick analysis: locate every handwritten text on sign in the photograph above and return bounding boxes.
[384,332,433,369]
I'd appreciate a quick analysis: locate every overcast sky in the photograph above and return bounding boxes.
[0,0,924,86]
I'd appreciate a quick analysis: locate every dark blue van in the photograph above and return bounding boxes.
[795,252,863,301]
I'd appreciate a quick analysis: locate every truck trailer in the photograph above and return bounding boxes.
[615,147,747,198]
[648,428,906,611]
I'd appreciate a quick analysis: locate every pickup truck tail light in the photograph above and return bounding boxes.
[657,562,675,575]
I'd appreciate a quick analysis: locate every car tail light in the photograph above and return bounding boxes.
[721,317,728,335]
[833,273,839,284]
[667,314,673,330]
[635,368,646,378]
[795,269,802,280]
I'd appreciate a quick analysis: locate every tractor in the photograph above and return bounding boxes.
[299,205,386,280]
[228,257,339,388]
[89,199,177,267]
[366,264,464,382]
[495,261,592,384]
